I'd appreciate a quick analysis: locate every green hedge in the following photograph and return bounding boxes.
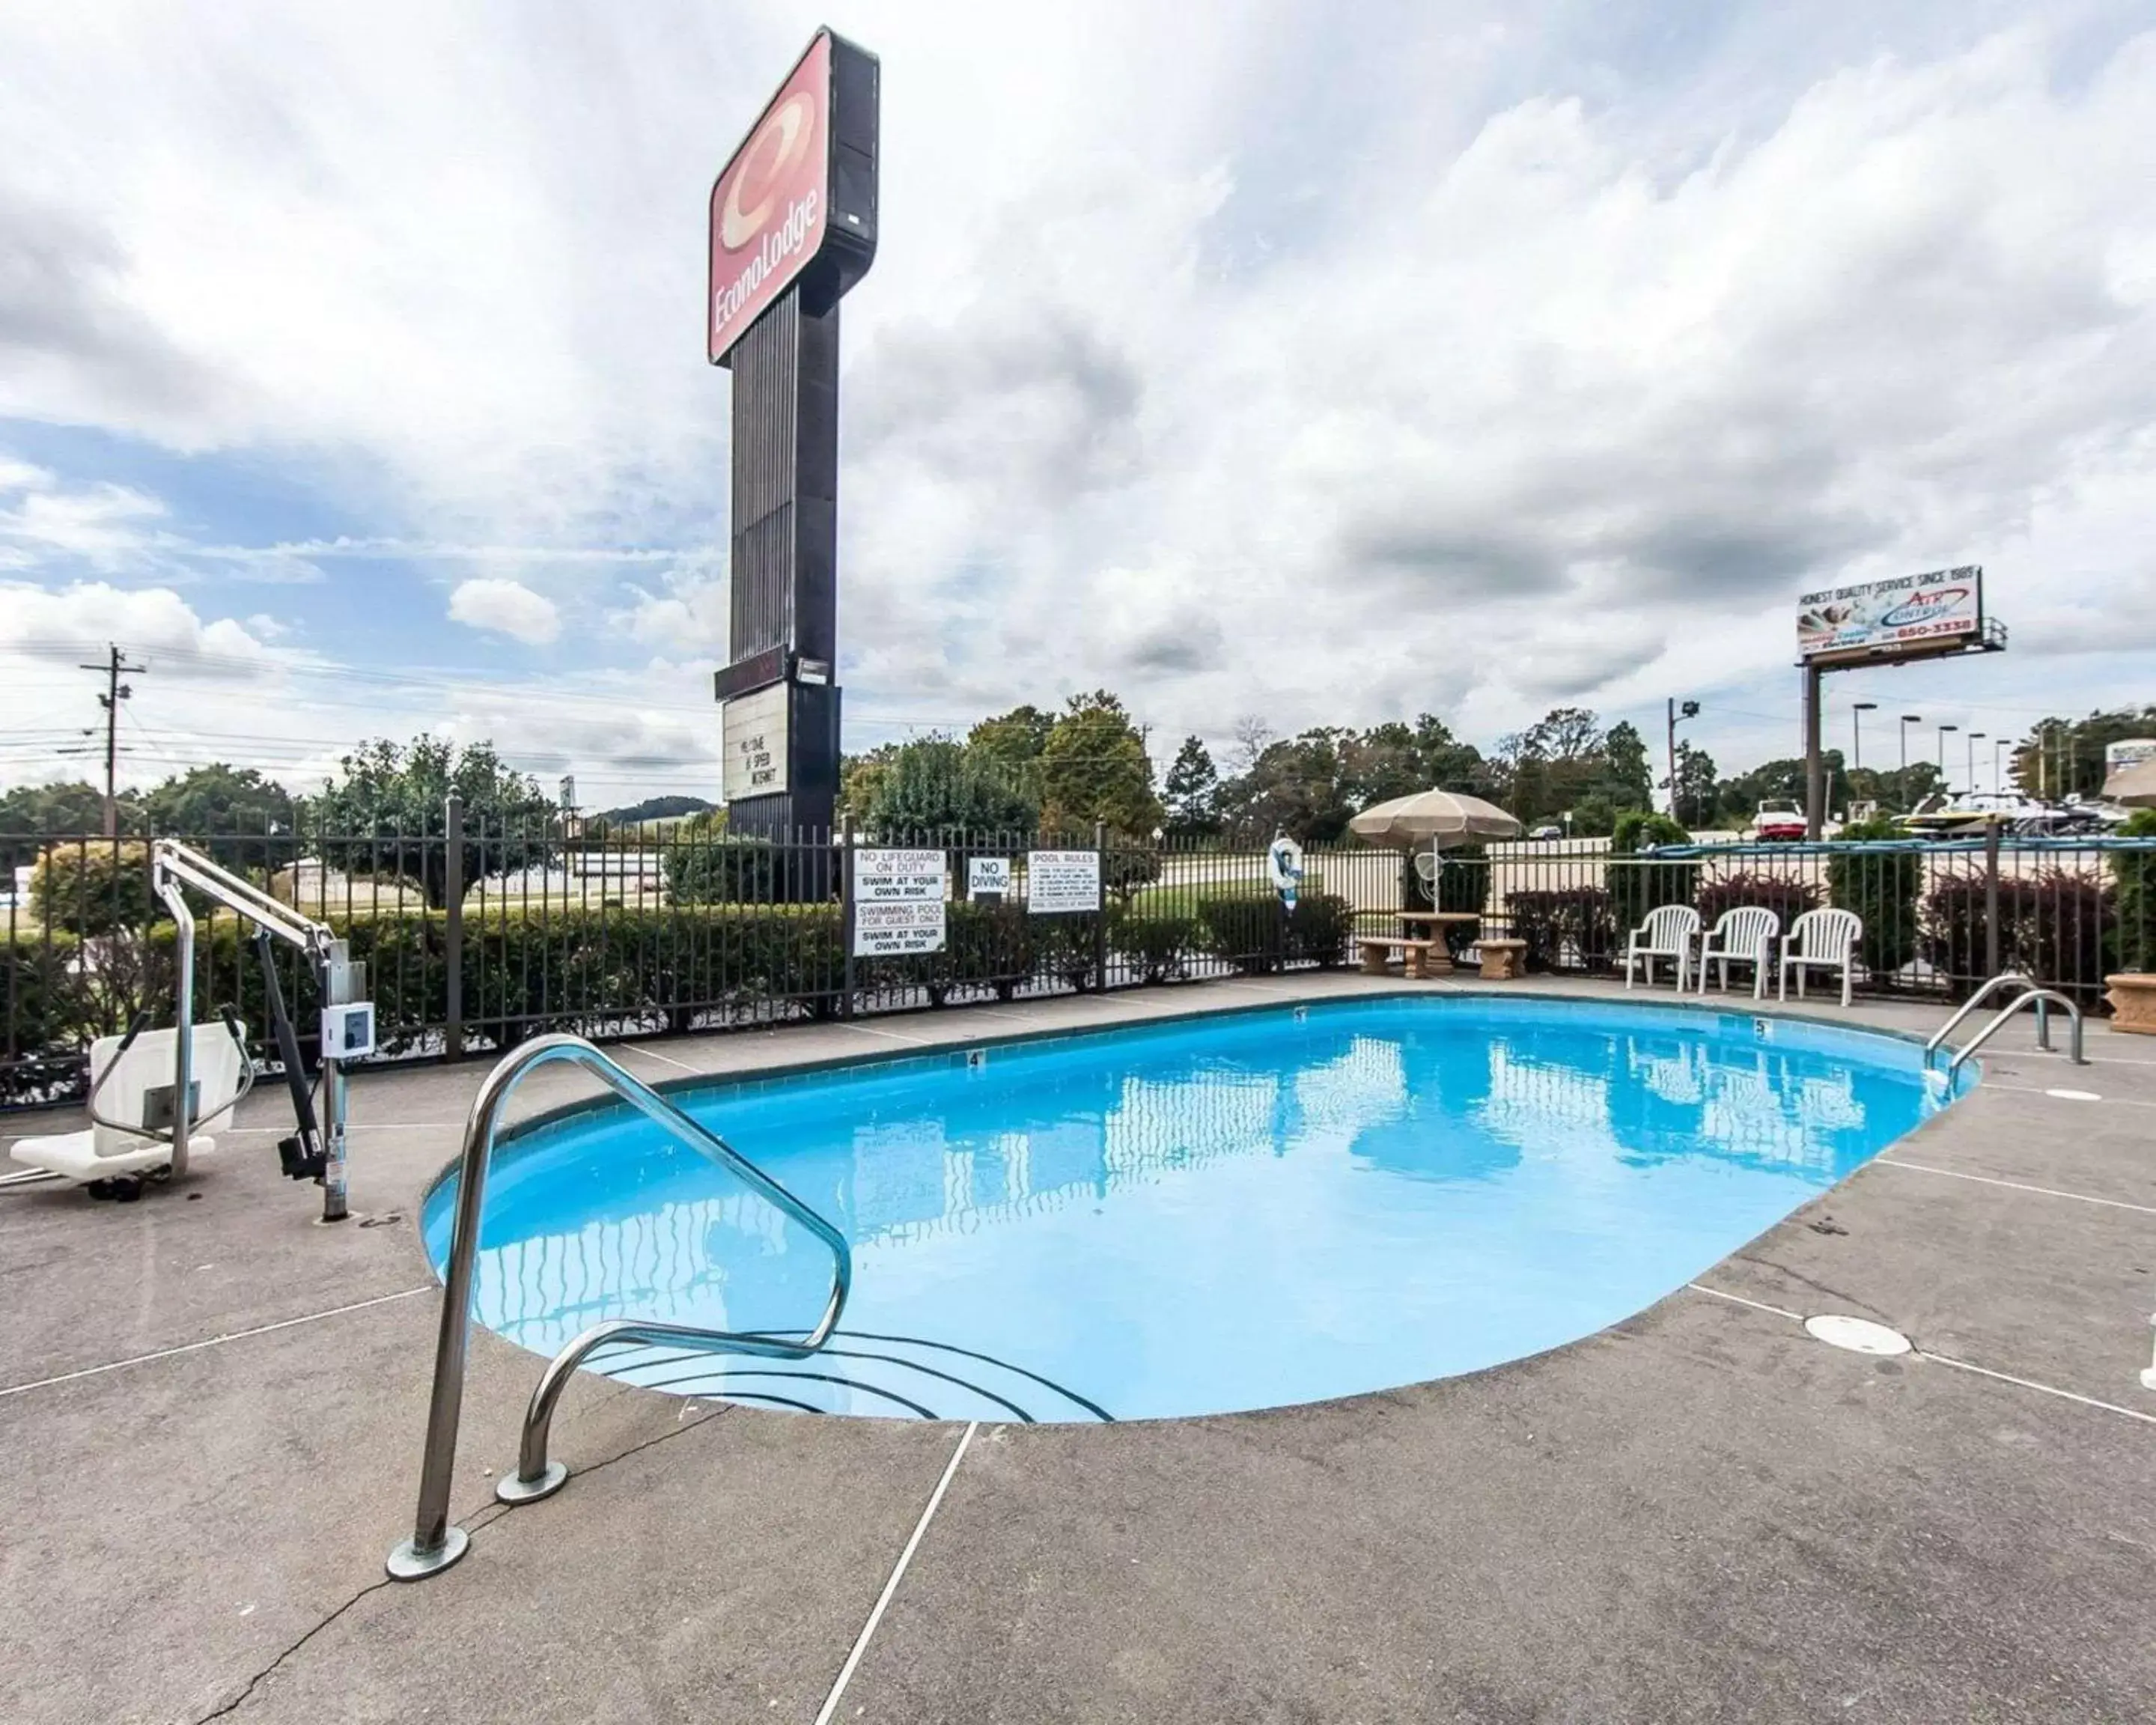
[2113,814,2156,974]
[1193,892,1353,974]
[30,842,159,936]
[1609,813,1696,933]
[6,890,1361,1095]
[1826,820,1920,984]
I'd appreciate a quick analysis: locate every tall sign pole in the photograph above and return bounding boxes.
[707,29,879,857]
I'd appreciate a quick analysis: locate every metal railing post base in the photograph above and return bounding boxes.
[495,1461,569,1505]
[386,1526,469,1581]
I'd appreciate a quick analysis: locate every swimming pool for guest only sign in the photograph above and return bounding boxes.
[852,848,946,956]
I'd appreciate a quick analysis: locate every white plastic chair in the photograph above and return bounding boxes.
[1624,904,1700,991]
[1779,908,1863,1007]
[1697,906,1782,1000]
[8,1024,246,1184]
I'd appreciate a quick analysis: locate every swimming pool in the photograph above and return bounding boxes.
[427,997,1964,1423]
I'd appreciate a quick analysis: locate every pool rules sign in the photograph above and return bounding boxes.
[852,848,945,956]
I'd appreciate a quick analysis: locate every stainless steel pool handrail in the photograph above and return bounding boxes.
[385,1033,851,1581]
[499,1318,836,1508]
[1925,971,2034,1063]
[1946,987,2086,1078]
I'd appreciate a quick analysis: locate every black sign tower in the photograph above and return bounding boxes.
[707,28,878,844]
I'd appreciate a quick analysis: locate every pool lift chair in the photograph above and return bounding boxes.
[4,840,373,1221]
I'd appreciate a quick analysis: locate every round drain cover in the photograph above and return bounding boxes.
[1803,1314,1912,1356]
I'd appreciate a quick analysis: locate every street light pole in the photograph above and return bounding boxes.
[1852,701,1877,772]
[1995,737,2009,794]
[1967,731,1984,797]
[1900,715,1920,772]
[1937,724,1958,785]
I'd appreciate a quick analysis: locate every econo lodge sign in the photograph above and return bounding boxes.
[708,33,832,363]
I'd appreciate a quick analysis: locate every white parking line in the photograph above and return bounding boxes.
[1685,1282,1803,1321]
[0,1286,432,1399]
[618,1043,700,1074]
[838,1021,934,1046]
[1876,1159,2156,1216]
[1688,1283,2156,1427]
[813,1421,978,1725]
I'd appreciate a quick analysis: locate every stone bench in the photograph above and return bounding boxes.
[1356,937,1438,980]
[1477,937,1528,981]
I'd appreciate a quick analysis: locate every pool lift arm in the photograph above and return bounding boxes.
[147,840,371,1222]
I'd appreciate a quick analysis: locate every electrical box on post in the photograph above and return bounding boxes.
[321,1002,376,1061]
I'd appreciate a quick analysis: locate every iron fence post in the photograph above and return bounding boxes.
[444,796,465,1062]
[840,814,856,1018]
[1093,821,1109,992]
[1983,818,2001,982]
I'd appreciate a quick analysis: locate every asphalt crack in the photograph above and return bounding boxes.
[182,1405,732,1722]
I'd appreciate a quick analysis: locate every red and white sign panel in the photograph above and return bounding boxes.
[1797,566,1983,661]
[708,31,831,364]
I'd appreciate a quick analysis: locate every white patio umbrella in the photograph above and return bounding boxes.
[1348,790,1523,849]
[1350,790,1523,907]
[2102,758,2156,808]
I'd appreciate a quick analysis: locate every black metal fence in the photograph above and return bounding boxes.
[5,809,2152,1111]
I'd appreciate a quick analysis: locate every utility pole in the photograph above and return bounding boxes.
[1666,697,1699,823]
[79,644,147,838]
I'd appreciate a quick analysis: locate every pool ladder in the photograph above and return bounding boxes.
[386,1034,851,1581]
[1925,971,2088,1078]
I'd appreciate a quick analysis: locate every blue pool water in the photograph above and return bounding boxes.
[426,997,1963,1423]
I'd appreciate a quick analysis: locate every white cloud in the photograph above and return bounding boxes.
[447,577,561,646]
[1,4,2153,790]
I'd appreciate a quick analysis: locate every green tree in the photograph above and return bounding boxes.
[140,764,294,866]
[1670,740,1718,828]
[1162,735,1221,839]
[861,737,1036,838]
[1595,721,1653,811]
[2010,707,2156,802]
[0,781,133,868]
[1038,692,1163,837]
[839,744,900,820]
[311,737,555,907]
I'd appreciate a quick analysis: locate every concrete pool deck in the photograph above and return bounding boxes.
[1,973,2151,1724]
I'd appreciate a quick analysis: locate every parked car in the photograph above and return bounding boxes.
[1528,824,1563,842]
[1752,800,1807,842]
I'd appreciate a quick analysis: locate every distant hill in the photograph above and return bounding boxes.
[598,794,718,824]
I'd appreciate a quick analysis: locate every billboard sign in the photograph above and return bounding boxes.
[851,848,946,956]
[707,29,879,366]
[1797,566,1983,661]
[721,683,790,801]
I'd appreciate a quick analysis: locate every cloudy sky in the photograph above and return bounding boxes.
[3,0,2153,808]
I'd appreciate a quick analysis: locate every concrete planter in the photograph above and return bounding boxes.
[2105,973,2156,1035]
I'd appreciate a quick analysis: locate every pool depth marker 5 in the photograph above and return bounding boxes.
[708,28,880,852]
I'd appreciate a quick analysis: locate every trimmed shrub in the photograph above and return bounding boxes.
[30,841,159,935]
[1295,894,1355,968]
[1922,873,2112,1002]
[1030,911,1104,991]
[1504,888,1617,973]
[1825,818,1919,985]
[2111,811,2156,974]
[1693,871,1821,935]
[1196,893,1287,974]
[664,836,782,904]
[1113,910,1197,984]
[1608,813,1696,934]
[1,929,89,1105]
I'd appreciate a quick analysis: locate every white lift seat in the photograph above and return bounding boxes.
[8,1025,243,1183]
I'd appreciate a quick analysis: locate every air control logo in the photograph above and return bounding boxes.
[708,33,831,362]
[1881,587,1970,629]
